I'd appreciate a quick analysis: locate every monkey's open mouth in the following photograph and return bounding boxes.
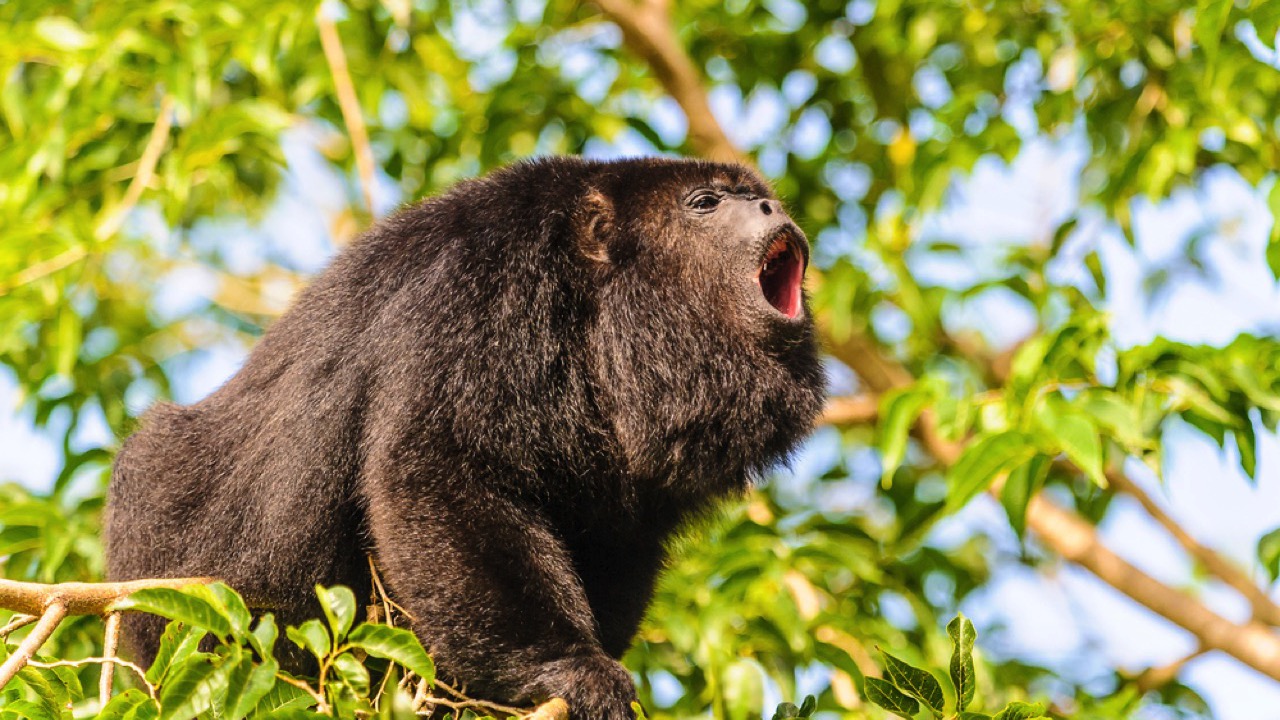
[756,229,806,319]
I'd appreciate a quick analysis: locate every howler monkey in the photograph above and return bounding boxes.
[106,157,826,719]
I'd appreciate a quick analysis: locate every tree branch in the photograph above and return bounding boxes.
[0,601,66,689]
[1028,494,1280,680]
[591,0,742,164]
[820,395,879,426]
[317,5,376,214]
[95,94,175,242]
[1106,470,1280,626]
[0,577,213,617]
[1130,647,1205,693]
[0,577,212,691]
[100,611,122,706]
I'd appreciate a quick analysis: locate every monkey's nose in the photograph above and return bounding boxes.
[759,200,774,216]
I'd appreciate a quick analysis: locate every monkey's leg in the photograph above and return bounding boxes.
[363,479,638,720]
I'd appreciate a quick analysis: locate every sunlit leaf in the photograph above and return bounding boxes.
[116,587,231,640]
[347,624,435,685]
[316,584,357,641]
[864,676,920,718]
[1034,398,1106,487]
[949,614,977,712]
[947,432,1036,512]
[880,650,945,713]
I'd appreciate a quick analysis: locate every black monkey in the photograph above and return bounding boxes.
[105,157,825,718]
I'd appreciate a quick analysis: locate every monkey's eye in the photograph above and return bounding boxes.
[687,191,721,212]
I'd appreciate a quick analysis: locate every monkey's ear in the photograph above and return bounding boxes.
[575,188,614,264]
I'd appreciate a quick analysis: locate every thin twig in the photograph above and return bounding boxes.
[100,612,122,705]
[30,654,156,701]
[317,5,376,214]
[0,247,88,297]
[368,556,415,623]
[0,602,67,688]
[3,93,174,297]
[413,676,530,717]
[1131,646,1206,693]
[0,614,37,639]
[95,94,175,242]
[278,672,329,711]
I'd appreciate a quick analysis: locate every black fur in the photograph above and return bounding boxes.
[105,157,825,718]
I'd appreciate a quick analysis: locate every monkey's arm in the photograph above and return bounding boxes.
[362,462,637,720]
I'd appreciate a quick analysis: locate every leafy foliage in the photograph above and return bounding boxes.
[4,584,435,719]
[2,0,1279,718]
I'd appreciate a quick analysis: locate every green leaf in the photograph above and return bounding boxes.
[1259,526,1280,583]
[1034,398,1105,487]
[1000,454,1051,539]
[54,309,80,377]
[223,653,278,720]
[347,623,435,684]
[146,622,203,685]
[249,614,279,659]
[947,432,1035,512]
[723,658,764,720]
[0,700,55,720]
[11,667,64,720]
[98,689,157,720]
[1078,390,1144,448]
[864,676,920,719]
[116,587,231,640]
[287,619,332,662]
[256,711,331,720]
[1195,0,1233,70]
[332,651,371,695]
[878,385,933,488]
[948,614,977,712]
[16,665,68,712]
[316,584,357,641]
[1234,423,1258,481]
[993,701,1047,720]
[252,676,318,714]
[1008,335,1051,389]
[880,651,945,713]
[206,582,253,636]
[1268,181,1280,281]
[157,654,225,720]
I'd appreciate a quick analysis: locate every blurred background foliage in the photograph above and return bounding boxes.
[3,0,1280,718]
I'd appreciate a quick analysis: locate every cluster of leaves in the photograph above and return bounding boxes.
[2,583,438,720]
[875,310,1280,550]
[862,615,1046,720]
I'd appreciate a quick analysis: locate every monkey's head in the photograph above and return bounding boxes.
[565,158,827,492]
[415,157,824,500]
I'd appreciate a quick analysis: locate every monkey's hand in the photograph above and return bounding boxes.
[533,652,639,720]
